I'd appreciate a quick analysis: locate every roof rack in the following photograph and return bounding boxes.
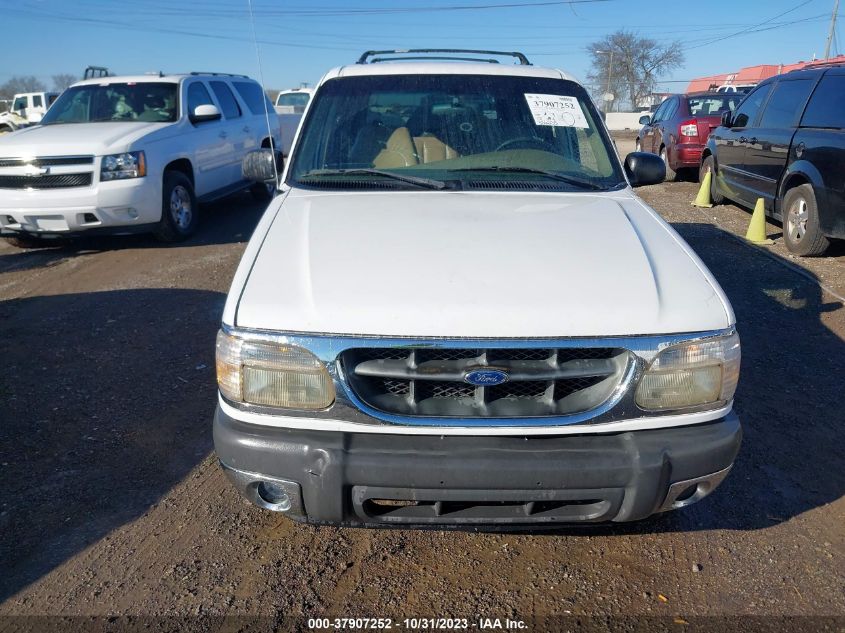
[370,56,500,64]
[357,49,530,66]
[189,71,250,78]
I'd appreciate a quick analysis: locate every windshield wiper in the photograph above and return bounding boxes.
[301,168,446,190]
[451,166,604,190]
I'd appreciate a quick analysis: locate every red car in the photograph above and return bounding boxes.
[637,92,743,180]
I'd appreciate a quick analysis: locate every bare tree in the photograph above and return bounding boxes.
[0,76,47,101]
[585,31,684,111]
[52,73,78,92]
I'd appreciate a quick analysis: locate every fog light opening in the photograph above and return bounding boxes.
[256,480,292,511]
[83,213,98,223]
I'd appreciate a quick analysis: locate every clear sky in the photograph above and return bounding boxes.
[1,0,840,92]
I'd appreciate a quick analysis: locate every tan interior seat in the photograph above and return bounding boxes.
[373,127,419,168]
[413,135,460,163]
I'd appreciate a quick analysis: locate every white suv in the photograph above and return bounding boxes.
[215,50,742,527]
[0,72,281,245]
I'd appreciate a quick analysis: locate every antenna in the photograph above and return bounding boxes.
[246,0,280,190]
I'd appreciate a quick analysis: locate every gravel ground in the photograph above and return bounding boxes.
[0,159,843,632]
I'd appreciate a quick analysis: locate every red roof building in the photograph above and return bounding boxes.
[685,55,845,92]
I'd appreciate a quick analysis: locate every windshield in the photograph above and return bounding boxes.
[289,74,625,191]
[687,95,742,116]
[41,82,178,124]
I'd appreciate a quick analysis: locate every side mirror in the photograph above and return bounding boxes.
[624,152,665,187]
[720,111,733,128]
[638,115,651,125]
[242,148,283,183]
[190,104,221,124]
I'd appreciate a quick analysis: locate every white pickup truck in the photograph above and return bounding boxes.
[0,92,60,134]
[0,72,281,245]
[214,49,742,527]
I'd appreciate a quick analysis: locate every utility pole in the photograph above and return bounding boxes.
[824,0,840,60]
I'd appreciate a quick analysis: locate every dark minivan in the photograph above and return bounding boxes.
[701,64,845,255]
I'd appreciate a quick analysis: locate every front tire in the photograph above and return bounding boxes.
[782,184,830,256]
[700,155,725,204]
[660,146,676,181]
[154,171,198,242]
[250,182,276,202]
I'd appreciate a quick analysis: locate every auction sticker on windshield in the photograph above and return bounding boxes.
[525,93,589,128]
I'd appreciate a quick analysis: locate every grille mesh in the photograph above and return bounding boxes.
[343,346,628,418]
[0,173,92,189]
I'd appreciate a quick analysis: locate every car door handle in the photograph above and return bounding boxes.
[242,126,250,133]
[219,131,228,139]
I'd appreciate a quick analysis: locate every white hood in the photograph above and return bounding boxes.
[233,189,732,338]
[0,122,172,156]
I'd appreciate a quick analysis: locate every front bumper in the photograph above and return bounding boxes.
[0,177,161,235]
[214,406,741,527]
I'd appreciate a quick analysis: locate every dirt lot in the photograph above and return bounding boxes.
[1,159,843,631]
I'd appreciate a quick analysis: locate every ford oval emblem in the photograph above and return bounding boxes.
[463,369,509,386]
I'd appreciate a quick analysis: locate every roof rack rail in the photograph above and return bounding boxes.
[370,55,500,64]
[189,71,250,78]
[357,49,530,66]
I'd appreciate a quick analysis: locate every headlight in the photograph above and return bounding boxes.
[216,329,335,409]
[635,332,740,411]
[100,151,146,181]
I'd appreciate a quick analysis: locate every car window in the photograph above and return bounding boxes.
[662,98,678,121]
[233,81,273,116]
[187,81,215,116]
[12,97,27,111]
[48,94,59,106]
[41,83,178,124]
[210,81,242,119]
[289,73,626,191]
[687,95,742,116]
[731,84,773,128]
[33,95,43,108]
[801,74,845,128]
[758,79,814,128]
[651,100,669,123]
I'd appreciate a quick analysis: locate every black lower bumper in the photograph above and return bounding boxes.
[213,407,741,526]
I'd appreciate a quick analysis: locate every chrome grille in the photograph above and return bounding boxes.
[342,346,630,418]
[0,173,93,189]
[0,156,94,168]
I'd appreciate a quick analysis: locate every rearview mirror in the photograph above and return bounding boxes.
[624,152,665,187]
[638,115,651,125]
[190,104,221,124]
[242,148,283,183]
[720,110,733,128]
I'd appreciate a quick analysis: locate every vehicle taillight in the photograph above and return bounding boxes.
[680,120,699,137]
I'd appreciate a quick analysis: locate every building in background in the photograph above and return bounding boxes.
[686,54,845,92]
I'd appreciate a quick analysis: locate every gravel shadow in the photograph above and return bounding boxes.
[0,288,226,601]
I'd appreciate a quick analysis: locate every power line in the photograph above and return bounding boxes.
[685,0,817,50]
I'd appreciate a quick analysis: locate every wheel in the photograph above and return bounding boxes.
[635,139,642,152]
[700,155,724,204]
[660,146,676,181]
[250,181,276,202]
[782,184,830,256]
[154,171,198,242]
